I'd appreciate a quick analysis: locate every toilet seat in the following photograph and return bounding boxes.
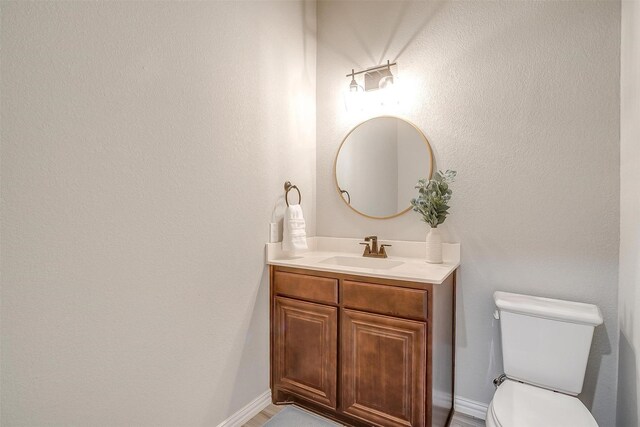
[487,379,598,427]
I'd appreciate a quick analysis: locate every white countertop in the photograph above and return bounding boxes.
[266,237,460,284]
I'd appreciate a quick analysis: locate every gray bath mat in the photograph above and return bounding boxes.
[263,406,343,427]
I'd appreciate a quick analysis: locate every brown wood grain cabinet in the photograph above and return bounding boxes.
[273,296,338,409]
[342,309,426,427]
[270,266,456,427]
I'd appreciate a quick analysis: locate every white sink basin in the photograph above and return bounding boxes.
[319,256,403,270]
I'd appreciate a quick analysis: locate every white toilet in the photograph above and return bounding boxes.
[487,291,603,427]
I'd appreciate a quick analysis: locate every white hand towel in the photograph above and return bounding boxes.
[282,204,308,252]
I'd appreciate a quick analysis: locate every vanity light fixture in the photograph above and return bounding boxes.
[345,60,396,92]
[344,60,398,111]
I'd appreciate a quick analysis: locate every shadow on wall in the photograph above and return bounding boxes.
[388,2,445,63]
[270,195,289,243]
[617,332,638,426]
[580,324,612,411]
[318,0,446,70]
[301,0,316,87]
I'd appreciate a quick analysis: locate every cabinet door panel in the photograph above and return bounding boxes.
[273,297,337,409]
[341,309,426,427]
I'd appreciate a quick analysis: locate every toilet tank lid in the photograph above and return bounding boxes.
[494,291,603,326]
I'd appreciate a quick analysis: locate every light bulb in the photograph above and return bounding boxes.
[344,87,364,112]
[379,75,394,90]
[379,75,399,106]
[345,71,364,111]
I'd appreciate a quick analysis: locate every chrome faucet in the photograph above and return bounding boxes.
[360,235,391,258]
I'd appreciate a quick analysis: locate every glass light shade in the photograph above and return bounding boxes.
[344,79,364,111]
[379,75,399,106]
[379,75,394,90]
[349,77,361,92]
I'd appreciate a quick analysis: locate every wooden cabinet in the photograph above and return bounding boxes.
[341,309,426,427]
[272,296,338,409]
[270,267,456,427]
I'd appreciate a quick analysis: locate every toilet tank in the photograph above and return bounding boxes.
[494,291,603,396]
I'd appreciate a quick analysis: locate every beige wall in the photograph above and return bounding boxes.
[617,1,640,426]
[316,1,620,425]
[0,1,316,425]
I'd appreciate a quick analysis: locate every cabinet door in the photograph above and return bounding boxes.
[341,309,426,427]
[273,296,338,409]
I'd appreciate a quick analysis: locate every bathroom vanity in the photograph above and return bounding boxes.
[267,237,459,427]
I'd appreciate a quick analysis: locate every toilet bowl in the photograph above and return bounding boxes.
[489,291,603,427]
[486,380,597,427]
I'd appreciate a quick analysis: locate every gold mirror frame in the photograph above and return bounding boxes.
[333,116,434,220]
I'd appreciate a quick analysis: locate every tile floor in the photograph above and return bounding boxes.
[242,404,485,427]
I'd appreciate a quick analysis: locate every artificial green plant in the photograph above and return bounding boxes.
[410,170,457,228]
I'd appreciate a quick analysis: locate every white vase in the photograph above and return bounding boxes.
[425,227,443,264]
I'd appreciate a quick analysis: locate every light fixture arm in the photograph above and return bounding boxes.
[345,61,397,78]
[349,69,357,84]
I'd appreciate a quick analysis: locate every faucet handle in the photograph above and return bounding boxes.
[359,242,371,255]
[379,244,392,257]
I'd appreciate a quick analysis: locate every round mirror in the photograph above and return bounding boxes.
[334,116,433,219]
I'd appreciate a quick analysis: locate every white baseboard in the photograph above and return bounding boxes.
[454,395,489,420]
[216,390,272,427]
[216,390,487,425]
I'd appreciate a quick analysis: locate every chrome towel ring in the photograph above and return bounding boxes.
[284,181,301,206]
